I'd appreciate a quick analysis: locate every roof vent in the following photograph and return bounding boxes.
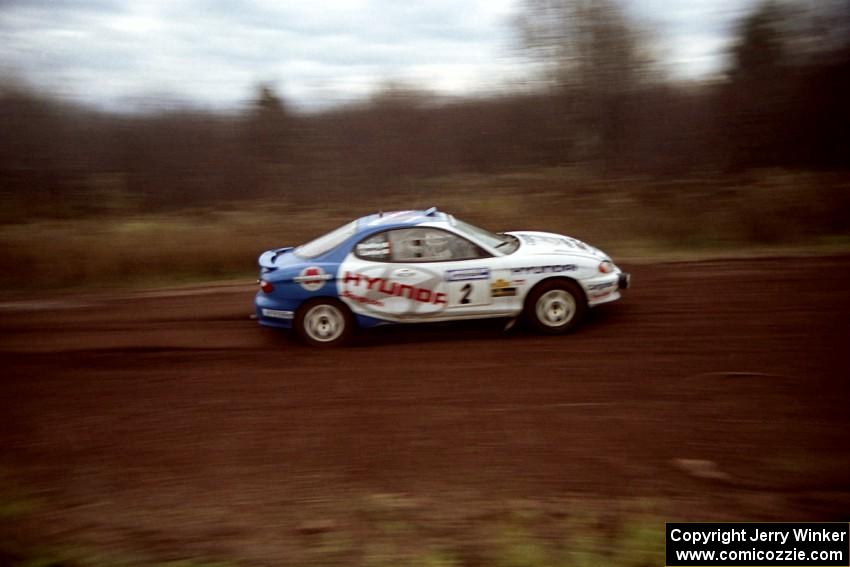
[424,206,438,216]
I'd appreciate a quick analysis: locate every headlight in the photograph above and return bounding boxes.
[598,260,614,274]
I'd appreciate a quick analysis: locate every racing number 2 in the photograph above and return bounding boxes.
[460,283,472,305]
[448,280,491,307]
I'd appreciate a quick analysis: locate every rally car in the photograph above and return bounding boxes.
[255,208,629,346]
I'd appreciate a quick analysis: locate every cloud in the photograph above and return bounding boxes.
[0,0,522,109]
[0,0,754,110]
[628,0,759,77]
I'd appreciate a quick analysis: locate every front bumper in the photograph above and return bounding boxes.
[584,269,630,306]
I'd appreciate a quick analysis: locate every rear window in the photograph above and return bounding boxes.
[295,221,357,258]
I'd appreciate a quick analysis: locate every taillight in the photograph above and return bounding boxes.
[599,260,614,274]
[259,280,274,293]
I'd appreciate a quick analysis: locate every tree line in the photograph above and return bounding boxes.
[1,0,847,217]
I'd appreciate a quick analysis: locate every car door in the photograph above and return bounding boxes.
[339,227,514,322]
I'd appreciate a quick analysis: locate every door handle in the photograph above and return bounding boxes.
[392,268,416,278]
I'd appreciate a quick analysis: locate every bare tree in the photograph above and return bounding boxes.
[514,0,653,166]
[245,84,291,165]
[516,0,648,93]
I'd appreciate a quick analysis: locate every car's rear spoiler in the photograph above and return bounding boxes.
[258,247,293,270]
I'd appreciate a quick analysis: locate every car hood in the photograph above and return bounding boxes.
[507,231,608,260]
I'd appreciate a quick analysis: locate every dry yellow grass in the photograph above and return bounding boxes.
[1,168,847,292]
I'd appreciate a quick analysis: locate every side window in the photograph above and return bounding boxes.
[354,232,391,261]
[388,228,487,262]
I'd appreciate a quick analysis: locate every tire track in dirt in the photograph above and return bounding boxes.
[1,256,849,562]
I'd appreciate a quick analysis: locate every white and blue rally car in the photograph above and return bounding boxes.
[255,208,629,346]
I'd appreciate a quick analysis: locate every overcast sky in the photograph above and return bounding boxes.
[0,0,758,111]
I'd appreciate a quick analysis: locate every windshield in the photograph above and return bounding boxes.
[295,220,358,258]
[450,217,519,254]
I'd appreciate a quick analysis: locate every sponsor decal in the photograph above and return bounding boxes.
[572,239,590,251]
[520,234,586,249]
[587,281,615,291]
[293,266,331,291]
[490,278,517,298]
[366,210,419,226]
[356,241,391,258]
[343,272,447,305]
[261,308,294,320]
[341,290,385,306]
[445,267,490,282]
[512,278,527,286]
[521,234,554,246]
[511,264,577,275]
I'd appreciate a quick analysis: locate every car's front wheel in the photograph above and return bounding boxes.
[294,298,355,347]
[524,280,586,334]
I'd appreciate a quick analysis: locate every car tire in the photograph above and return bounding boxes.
[524,279,587,335]
[294,298,355,347]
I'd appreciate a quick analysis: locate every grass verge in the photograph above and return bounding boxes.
[0,485,668,567]
[1,167,847,293]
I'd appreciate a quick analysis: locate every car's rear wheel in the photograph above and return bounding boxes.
[524,279,586,334]
[295,298,354,347]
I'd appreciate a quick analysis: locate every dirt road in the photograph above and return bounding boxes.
[1,256,849,564]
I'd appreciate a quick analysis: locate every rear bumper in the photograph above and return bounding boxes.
[255,291,297,329]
